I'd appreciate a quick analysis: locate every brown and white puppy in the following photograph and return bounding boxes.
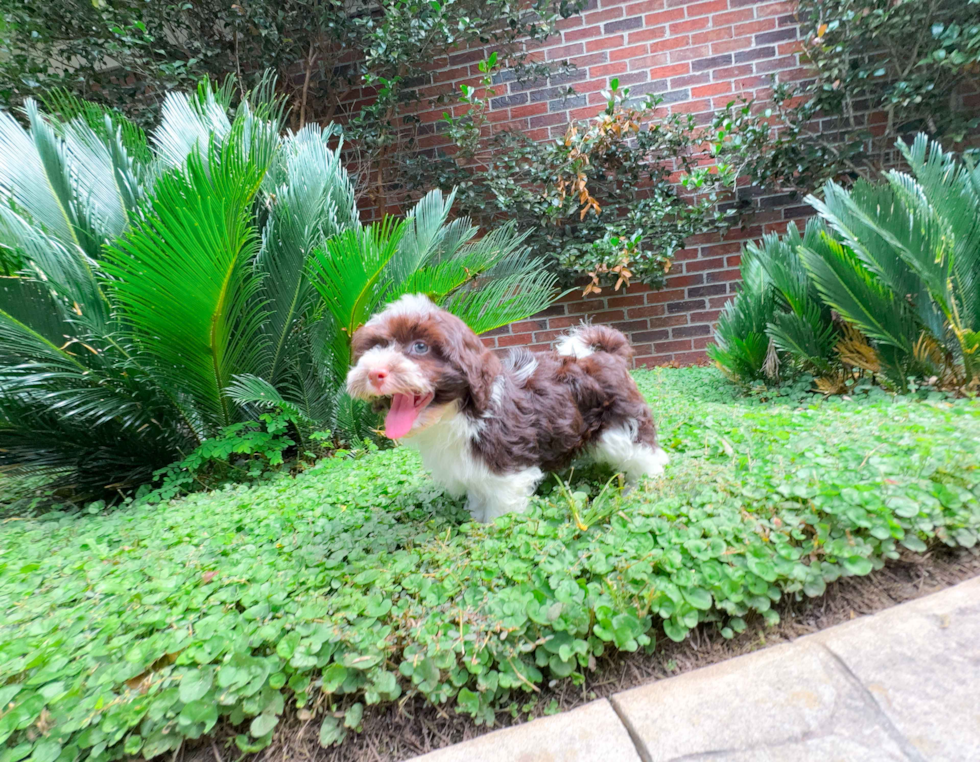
[346,294,668,522]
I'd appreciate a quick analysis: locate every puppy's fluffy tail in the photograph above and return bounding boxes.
[556,324,633,361]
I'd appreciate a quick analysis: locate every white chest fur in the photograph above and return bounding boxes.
[403,405,542,522]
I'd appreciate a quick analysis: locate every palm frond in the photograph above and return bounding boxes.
[386,222,530,303]
[0,399,180,493]
[307,218,406,373]
[61,117,133,244]
[430,217,478,265]
[97,114,147,219]
[276,315,343,423]
[105,133,269,434]
[39,87,151,165]
[818,178,950,340]
[0,205,108,328]
[151,78,282,183]
[1,100,141,269]
[242,69,289,128]
[225,373,309,422]
[0,296,183,446]
[708,331,772,384]
[0,102,82,252]
[255,125,357,384]
[884,169,960,319]
[808,182,924,298]
[235,102,282,176]
[835,321,881,373]
[0,276,72,346]
[898,134,980,327]
[708,269,778,383]
[800,233,919,353]
[738,240,770,297]
[443,266,561,334]
[767,302,838,374]
[749,224,811,315]
[330,390,378,444]
[717,221,839,381]
[151,86,233,171]
[388,188,462,283]
[0,301,86,372]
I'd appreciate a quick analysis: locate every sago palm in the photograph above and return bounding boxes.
[0,78,560,496]
[711,134,977,390]
[803,134,979,384]
[708,220,839,384]
[707,241,778,383]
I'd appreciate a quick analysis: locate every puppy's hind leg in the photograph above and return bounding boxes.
[592,423,669,486]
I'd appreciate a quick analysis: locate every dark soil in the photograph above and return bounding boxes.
[185,545,980,762]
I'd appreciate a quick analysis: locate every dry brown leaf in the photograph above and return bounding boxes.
[836,322,879,372]
[815,374,848,395]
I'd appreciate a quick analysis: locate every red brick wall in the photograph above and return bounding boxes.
[480,216,798,368]
[365,0,816,366]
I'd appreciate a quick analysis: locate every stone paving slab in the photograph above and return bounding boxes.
[405,577,980,762]
[410,698,642,762]
[813,576,980,762]
[612,638,913,762]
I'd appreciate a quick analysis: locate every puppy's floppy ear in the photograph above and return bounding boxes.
[438,313,500,414]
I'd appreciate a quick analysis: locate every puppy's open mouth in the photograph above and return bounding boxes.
[384,392,434,439]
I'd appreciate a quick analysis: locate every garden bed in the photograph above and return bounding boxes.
[258,544,980,762]
[2,367,979,762]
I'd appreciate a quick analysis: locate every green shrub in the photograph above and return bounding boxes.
[145,407,337,504]
[710,134,980,391]
[713,0,980,195]
[707,238,782,385]
[0,0,584,215]
[0,80,559,496]
[410,77,739,291]
[1,367,978,761]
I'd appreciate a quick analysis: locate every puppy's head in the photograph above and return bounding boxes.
[346,294,500,439]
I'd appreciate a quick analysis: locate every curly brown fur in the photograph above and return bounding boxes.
[346,294,668,521]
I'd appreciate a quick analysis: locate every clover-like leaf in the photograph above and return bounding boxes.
[683,587,712,611]
[319,716,346,747]
[179,669,213,704]
[249,712,278,738]
[663,618,689,643]
[842,556,873,576]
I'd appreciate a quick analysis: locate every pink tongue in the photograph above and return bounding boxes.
[385,393,420,439]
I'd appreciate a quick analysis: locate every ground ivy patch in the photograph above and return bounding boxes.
[1,368,978,762]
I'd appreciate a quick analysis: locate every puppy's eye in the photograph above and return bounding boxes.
[411,341,429,355]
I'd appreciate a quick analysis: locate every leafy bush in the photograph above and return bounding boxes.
[713,0,980,195]
[0,81,559,496]
[0,0,583,212]
[710,134,980,392]
[0,0,580,120]
[410,77,739,291]
[146,408,335,504]
[1,367,978,761]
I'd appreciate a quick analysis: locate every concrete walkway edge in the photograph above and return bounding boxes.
[409,576,980,761]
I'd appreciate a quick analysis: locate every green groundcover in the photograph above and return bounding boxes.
[2,367,978,761]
